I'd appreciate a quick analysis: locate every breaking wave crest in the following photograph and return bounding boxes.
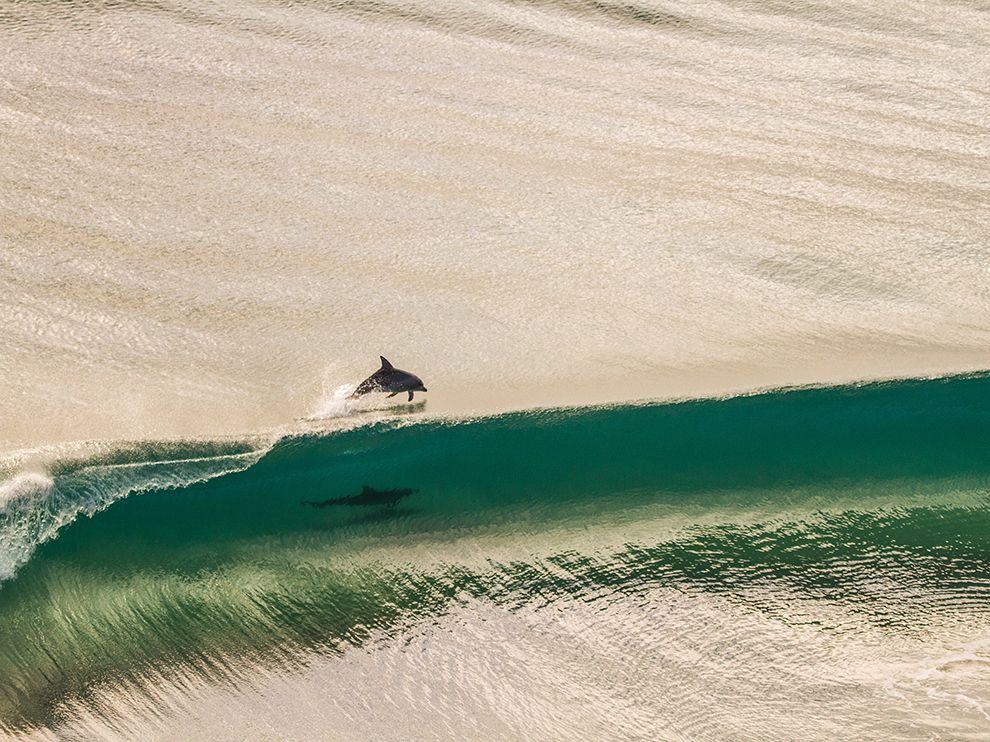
[2,373,990,737]
[0,438,272,584]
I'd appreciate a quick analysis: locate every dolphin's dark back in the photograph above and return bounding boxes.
[349,356,426,400]
[350,356,396,397]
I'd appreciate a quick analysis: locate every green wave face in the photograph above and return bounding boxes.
[3,375,990,736]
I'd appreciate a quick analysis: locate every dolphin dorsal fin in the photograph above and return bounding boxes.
[362,485,374,495]
[379,356,393,370]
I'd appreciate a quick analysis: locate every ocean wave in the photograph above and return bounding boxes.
[4,371,990,585]
[2,373,990,734]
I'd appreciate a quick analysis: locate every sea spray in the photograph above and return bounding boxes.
[307,382,358,421]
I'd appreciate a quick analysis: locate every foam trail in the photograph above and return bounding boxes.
[0,473,54,581]
[0,472,51,510]
[0,441,271,584]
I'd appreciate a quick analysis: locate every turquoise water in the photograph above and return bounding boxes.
[3,375,990,737]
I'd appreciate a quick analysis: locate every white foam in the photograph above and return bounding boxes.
[306,382,358,420]
[0,472,56,582]
[0,443,271,584]
[0,471,54,511]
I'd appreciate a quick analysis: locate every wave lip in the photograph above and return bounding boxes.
[0,472,54,582]
[0,438,272,585]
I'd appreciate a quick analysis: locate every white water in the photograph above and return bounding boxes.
[0,439,270,583]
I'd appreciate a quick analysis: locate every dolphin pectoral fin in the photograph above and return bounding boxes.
[387,391,399,398]
[407,391,414,402]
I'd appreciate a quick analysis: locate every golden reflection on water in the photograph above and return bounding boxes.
[1,0,989,448]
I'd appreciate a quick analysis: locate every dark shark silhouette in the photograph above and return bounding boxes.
[303,485,417,509]
[349,356,427,402]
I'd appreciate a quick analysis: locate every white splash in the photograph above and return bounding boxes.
[0,471,56,582]
[0,471,54,512]
[307,383,359,421]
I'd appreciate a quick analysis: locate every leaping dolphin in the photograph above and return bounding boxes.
[349,356,427,402]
